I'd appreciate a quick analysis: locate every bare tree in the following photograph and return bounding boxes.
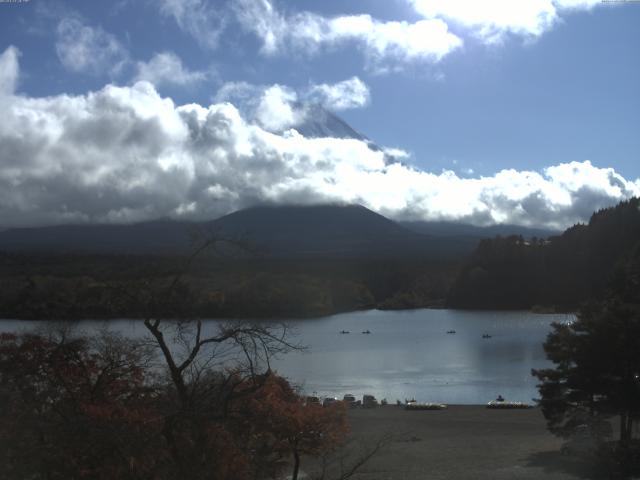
[115,234,301,477]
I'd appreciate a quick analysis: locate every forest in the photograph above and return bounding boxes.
[0,198,638,319]
[447,198,640,311]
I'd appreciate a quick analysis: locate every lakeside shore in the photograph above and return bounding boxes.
[303,405,597,480]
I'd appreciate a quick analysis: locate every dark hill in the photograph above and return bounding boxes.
[0,204,475,260]
[446,197,640,310]
[0,219,196,254]
[208,204,461,259]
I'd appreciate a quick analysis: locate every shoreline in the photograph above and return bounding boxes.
[0,306,576,322]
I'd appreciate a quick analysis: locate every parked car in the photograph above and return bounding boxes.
[323,397,338,407]
[343,394,357,407]
[362,394,378,408]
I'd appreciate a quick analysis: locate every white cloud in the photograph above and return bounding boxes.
[159,0,227,49]
[0,46,19,96]
[1,46,638,230]
[214,81,260,104]
[555,0,601,9]
[233,0,462,70]
[55,15,129,75]
[383,147,411,160]
[215,77,371,132]
[254,84,303,131]
[307,77,370,111]
[408,0,600,43]
[134,52,208,87]
[328,16,463,65]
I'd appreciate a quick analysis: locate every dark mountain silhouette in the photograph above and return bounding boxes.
[447,197,640,310]
[0,204,475,260]
[208,204,473,259]
[0,204,473,320]
[0,219,197,254]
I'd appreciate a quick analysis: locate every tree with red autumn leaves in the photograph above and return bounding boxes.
[0,329,353,480]
[238,373,349,480]
[0,330,161,479]
[0,237,384,479]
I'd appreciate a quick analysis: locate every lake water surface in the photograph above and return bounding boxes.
[0,309,573,405]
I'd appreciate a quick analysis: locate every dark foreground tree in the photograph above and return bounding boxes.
[0,330,160,479]
[0,330,354,479]
[533,300,640,444]
[0,236,384,479]
[533,244,640,475]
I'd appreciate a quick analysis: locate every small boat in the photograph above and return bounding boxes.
[446,330,456,334]
[340,330,350,334]
[482,334,492,339]
[405,402,448,411]
[486,400,532,409]
[361,330,371,334]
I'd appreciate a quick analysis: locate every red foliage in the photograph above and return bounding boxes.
[0,334,349,480]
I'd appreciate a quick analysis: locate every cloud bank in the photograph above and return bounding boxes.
[0,46,638,230]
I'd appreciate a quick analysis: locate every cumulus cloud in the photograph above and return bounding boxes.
[134,52,208,87]
[215,77,371,132]
[215,82,303,131]
[159,0,228,49]
[55,15,129,75]
[306,77,370,111]
[151,0,601,70]
[229,0,602,65]
[0,46,638,230]
[233,0,462,70]
[408,0,600,44]
[253,85,303,132]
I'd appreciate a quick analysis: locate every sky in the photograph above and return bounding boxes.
[0,0,639,229]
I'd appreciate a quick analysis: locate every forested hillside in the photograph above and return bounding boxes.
[447,198,640,310]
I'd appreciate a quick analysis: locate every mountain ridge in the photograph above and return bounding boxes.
[0,203,562,259]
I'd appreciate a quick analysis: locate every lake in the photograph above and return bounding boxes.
[0,309,573,405]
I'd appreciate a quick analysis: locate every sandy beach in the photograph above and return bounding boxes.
[302,405,600,480]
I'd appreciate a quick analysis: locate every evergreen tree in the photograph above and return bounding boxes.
[533,242,640,474]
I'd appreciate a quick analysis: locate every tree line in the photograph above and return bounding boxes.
[447,198,640,310]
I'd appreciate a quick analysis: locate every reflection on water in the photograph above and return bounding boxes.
[0,309,573,405]
[272,309,573,404]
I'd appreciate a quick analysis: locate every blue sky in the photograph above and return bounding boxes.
[0,0,639,228]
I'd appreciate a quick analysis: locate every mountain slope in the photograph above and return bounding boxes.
[294,105,368,142]
[0,204,482,260]
[208,204,428,258]
[0,219,196,254]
